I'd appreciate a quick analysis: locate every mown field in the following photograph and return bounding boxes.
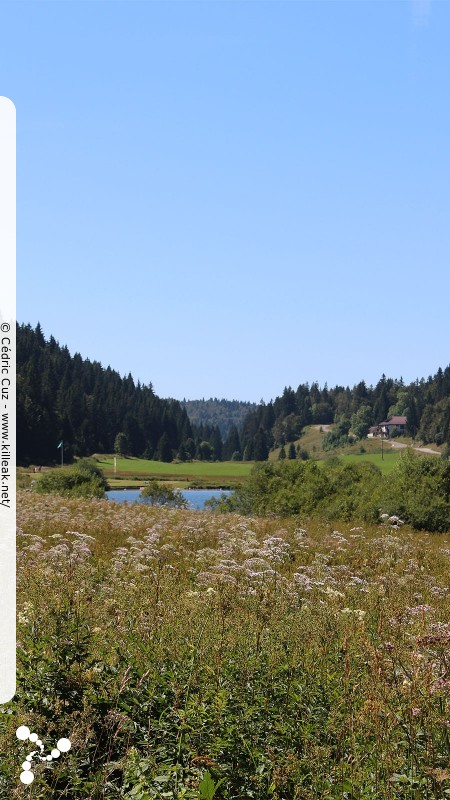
[3,491,449,799]
[93,456,254,489]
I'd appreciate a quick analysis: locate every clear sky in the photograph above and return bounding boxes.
[2,0,449,402]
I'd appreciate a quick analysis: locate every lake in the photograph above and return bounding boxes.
[106,488,232,510]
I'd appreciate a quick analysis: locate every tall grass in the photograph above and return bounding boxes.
[2,492,449,798]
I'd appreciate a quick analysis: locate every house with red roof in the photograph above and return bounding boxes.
[367,416,408,438]
[379,415,407,437]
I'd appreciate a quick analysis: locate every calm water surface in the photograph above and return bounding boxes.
[106,488,232,510]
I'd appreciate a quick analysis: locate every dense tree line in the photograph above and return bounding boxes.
[240,369,450,458]
[17,323,195,465]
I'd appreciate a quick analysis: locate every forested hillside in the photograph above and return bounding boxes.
[240,370,450,459]
[17,323,194,464]
[180,398,256,439]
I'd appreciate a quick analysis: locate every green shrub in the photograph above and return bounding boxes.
[322,419,352,451]
[34,459,107,498]
[227,453,449,532]
[381,449,450,532]
[140,480,187,508]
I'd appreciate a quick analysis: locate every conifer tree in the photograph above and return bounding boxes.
[224,425,241,460]
[156,432,172,462]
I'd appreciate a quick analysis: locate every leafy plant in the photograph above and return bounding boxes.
[140,480,188,508]
[34,459,107,498]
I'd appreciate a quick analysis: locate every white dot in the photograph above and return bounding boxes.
[51,748,61,758]
[26,755,33,761]
[16,726,30,740]
[57,738,71,753]
[36,739,42,746]
[21,762,31,771]
[46,755,53,761]
[29,733,38,743]
[20,771,34,785]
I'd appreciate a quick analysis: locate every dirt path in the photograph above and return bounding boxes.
[388,440,440,456]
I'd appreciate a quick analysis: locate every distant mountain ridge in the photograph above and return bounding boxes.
[180,398,257,439]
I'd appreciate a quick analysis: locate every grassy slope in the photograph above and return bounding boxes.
[268,425,442,475]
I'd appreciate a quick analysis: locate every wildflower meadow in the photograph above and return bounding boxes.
[1,492,449,798]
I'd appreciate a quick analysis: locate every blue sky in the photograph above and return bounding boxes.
[2,0,449,402]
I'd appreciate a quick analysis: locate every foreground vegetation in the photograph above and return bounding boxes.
[2,491,449,798]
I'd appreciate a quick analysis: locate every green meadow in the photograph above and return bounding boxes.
[92,455,254,488]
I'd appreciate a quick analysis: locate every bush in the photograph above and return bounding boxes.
[140,480,187,508]
[297,446,309,461]
[34,460,107,498]
[227,453,450,532]
[322,419,352,451]
[441,443,450,460]
[381,449,450,532]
